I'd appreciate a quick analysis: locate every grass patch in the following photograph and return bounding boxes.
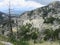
[12,40,60,45]
[0,35,9,41]
[0,42,4,45]
[35,41,59,45]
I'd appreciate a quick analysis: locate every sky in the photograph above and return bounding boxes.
[27,0,60,5]
[0,0,60,14]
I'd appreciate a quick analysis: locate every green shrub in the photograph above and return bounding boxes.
[19,23,39,41]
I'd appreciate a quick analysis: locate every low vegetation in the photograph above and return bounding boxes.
[0,35,9,41]
[5,23,60,45]
[0,42,4,45]
[0,23,60,45]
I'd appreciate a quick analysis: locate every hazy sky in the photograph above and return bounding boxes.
[27,0,60,5]
[0,0,60,13]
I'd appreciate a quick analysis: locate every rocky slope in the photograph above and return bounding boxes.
[0,12,9,34]
[17,1,60,31]
[0,12,8,24]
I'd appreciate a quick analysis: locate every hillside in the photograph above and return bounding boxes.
[16,1,60,31]
[0,1,60,45]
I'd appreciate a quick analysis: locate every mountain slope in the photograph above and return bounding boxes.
[17,1,60,30]
[0,11,8,25]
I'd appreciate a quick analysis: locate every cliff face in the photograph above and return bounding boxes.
[16,1,60,30]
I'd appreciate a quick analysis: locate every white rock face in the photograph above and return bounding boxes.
[17,16,44,31]
[23,18,44,29]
